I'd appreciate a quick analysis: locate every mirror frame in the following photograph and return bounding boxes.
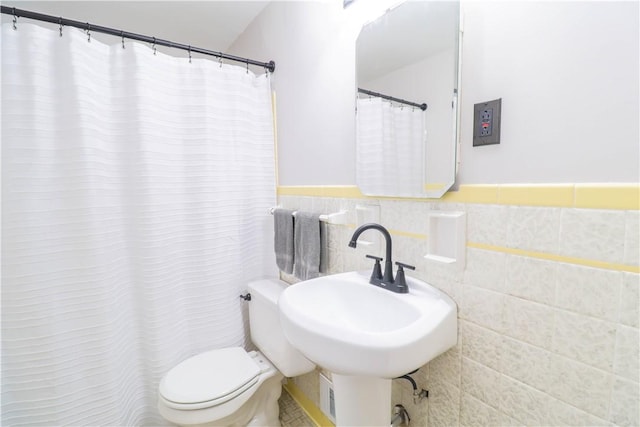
[355,1,463,199]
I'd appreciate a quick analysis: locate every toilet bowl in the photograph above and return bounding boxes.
[157,278,315,427]
[158,348,283,426]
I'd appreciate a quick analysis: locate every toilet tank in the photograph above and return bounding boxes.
[248,278,316,377]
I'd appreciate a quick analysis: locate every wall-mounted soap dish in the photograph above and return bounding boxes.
[424,211,466,268]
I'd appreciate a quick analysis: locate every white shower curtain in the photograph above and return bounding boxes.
[1,23,277,426]
[356,97,424,196]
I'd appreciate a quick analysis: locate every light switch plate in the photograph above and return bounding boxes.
[473,98,501,146]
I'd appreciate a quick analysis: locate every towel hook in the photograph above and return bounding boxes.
[12,8,17,30]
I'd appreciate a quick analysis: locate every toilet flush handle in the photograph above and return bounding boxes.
[239,293,251,301]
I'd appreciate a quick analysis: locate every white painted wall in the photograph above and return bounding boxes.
[233,0,639,186]
[230,1,360,185]
[458,1,639,184]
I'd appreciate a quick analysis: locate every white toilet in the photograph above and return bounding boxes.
[157,279,315,427]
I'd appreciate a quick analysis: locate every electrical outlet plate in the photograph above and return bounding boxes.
[473,98,501,146]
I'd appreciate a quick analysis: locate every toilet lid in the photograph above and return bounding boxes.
[159,347,261,405]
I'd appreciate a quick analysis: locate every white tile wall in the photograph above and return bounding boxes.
[460,392,513,427]
[547,353,613,418]
[464,248,507,292]
[610,377,639,426]
[551,310,617,370]
[555,264,622,321]
[429,339,461,386]
[507,206,562,253]
[500,336,551,392]
[613,325,640,381]
[559,209,627,263]
[499,375,555,426]
[461,357,502,405]
[428,379,460,426]
[503,296,556,347]
[624,211,640,266]
[466,204,509,247]
[460,321,502,371]
[460,285,505,332]
[505,255,557,305]
[279,195,639,427]
[620,273,640,328]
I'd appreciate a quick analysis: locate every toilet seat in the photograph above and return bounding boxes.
[159,347,265,411]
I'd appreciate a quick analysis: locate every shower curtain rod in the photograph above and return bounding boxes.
[1,6,276,73]
[358,88,427,111]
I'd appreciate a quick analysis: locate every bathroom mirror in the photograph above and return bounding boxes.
[356,0,461,198]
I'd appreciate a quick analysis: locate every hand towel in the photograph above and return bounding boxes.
[293,211,321,281]
[274,208,295,274]
[319,221,328,274]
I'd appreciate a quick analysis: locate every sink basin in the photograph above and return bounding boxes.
[278,270,457,379]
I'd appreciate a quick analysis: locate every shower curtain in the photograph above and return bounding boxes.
[356,97,424,196]
[1,23,276,425]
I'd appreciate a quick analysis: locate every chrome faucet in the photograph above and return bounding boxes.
[348,223,413,294]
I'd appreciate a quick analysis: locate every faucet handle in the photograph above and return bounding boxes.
[393,262,413,294]
[395,261,415,271]
[366,254,383,283]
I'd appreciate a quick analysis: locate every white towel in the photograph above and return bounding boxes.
[273,208,295,274]
[293,211,321,281]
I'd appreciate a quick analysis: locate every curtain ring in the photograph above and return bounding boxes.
[86,23,91,42]
[246,60,249,74]
[59,17,63,37]
[188,45,192,63]
[152,37,157,55]
[219,55,223,68]
[12,8,17,30]
[121,31,125,49]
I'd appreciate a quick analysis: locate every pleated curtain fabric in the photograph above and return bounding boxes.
[356,97,424,196]
[1,23,277,426]
[356,97,387,193]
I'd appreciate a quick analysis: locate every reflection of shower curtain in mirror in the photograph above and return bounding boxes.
[356,97,424,196]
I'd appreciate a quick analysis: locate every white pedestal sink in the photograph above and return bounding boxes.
[278,271,457,426]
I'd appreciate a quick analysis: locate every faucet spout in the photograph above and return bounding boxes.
[349,223,394,284]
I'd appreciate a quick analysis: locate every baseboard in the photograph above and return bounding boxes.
[282,379,335,427]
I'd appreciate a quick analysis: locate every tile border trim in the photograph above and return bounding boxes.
[467,242,640,274]
[277,184,640,210]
